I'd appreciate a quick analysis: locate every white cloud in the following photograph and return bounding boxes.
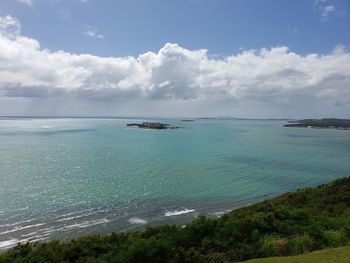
[0,15,350,117]
[321,5,336,20]
[16,0,34,6]
[83,26,104,39]
[0,15,21,39]
[314,1,336,21]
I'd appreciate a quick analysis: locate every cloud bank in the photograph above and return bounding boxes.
[0,15,350,117]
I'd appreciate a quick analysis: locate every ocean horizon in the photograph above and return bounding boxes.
[1,117,349,250]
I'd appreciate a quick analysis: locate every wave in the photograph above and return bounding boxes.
[0,223,46,235]
[55,218,110,232]
[16,207,29,211]
[0,218,36,228]
[56,213,92,222]
[127,217,148,225]
[213,210,231,217]
[40,227,55,234]
[0,239,20,249]
[0,235,50,250]
[164,209,195,217]
[54,208,95,220]
[213,211,226,217]
[21,231,38,238]
[29,236,49,243]
[0,238,29,249]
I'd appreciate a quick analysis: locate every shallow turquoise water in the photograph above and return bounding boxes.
[0,118,349,249]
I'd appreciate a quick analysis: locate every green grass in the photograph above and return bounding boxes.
[242,245,350,263]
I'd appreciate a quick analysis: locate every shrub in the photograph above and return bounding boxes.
[204,252,228,263]
[258,235,280,257]
[276,238,288,256]
[322,230,347,247]
[288,233,312,255]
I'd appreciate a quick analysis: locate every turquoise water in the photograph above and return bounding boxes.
[0,118,349,249]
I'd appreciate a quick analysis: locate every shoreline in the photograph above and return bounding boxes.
[284,125,350,130]
[0,193,279,252]
[283,118,350,130]
[0,180,337,252]
[1,177,350,262]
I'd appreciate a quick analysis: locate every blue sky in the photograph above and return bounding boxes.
[0,0,349,118]
[1,0,349,57]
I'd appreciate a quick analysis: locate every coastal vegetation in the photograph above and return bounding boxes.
[284,118,350,129]
[1,177,350,262]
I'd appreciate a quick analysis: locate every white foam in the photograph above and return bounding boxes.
[56,214,88,222]
[28,233,50,240]
[40,125,53,129]
[40,228,55,235]
[214,211,224,216]
[0,235,51,250]
[127,217,148,225]
[55,208,95,220]
[213,210,231,217]
[30,236,49,243]
[55,218,110,231]
[0,238,28,249]
[0,223,46,235]
[21,231,38,237]
[0,218,36,228]
[164,209,195,217]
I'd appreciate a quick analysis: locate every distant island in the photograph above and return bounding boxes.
[284,118,350,129]
[127,122,179,129]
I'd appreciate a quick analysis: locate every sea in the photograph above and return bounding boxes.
[0,117,349,249]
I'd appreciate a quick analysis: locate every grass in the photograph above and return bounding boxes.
[242,245,350,263]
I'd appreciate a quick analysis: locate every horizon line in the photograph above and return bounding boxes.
[1,115,345,121]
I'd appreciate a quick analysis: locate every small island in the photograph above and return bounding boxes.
[284,118,350,129]
[127,122,179,129]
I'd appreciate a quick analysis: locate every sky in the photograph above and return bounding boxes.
[0,0,349,118]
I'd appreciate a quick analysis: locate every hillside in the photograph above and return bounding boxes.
[242,245,350,263]
[1,177,350,263]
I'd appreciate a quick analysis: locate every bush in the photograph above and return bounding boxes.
[322,230,347,247]
[276,238,288,256]
[258,235,280,257]
[204,252,228,263]
[258,236,288,257]
[288,234,312,255]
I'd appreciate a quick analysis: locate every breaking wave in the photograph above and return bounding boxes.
[164,209,195,217]
[127,217,148,225]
